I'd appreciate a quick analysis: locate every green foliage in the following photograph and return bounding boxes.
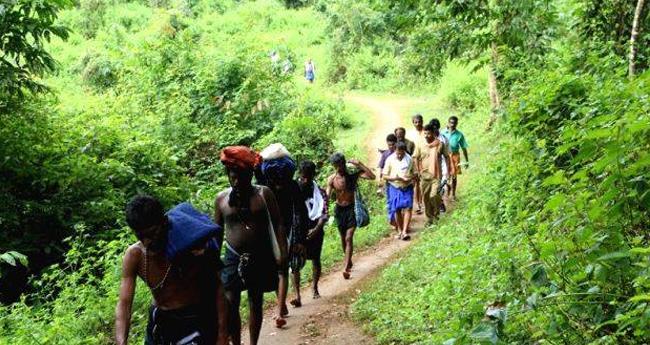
[0,1,362,343]
[351,2,650,343]
[0,0,70,107]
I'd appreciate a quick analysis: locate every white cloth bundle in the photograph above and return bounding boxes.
[260,143,291,160]
[305,181,324,221]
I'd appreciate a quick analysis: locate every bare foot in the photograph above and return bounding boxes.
[342,271,351,280]
[275,317,287,328]
[290,298,302,308]
[346,261,353,271]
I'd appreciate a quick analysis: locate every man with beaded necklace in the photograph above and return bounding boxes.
[115,195,228,345]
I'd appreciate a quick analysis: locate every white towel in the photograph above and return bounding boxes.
[305,181,324,221]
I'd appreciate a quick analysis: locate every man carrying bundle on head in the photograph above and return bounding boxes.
[259,143,309,326]
[382,142,415,240]
[414,124,452,226]
[296,160,329,299]
[115,195,228,345]
[214,146,288,345]
[327,153,375,279]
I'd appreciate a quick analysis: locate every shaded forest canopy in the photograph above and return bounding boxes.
[1,0,649,344]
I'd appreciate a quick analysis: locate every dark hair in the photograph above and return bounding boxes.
[423,124,436,132]
[412,114,423,121]
[395,141,407,151]
[299,160,317,178]
[429,118,440,129]
[386,134,397,143]
[125,195,165,232]
[449,115,459,122]
[394,127,406,134]
[329,152,346,165]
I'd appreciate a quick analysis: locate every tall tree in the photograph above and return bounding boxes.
[629,0,646,78]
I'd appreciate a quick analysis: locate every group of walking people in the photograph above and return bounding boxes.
[378,115,469,239]
[113,115,467,345]
[115,141,376,345]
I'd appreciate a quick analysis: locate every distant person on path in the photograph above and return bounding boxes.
[327,153,375,279]
[297,160,329,299]
[377,134,398,195]
[382,142,415,240]
[214,146,288,345]
[260,154,308,325]
[442,116,469,200]
[414,124,451,226]
[304,59,315,83]
[407,114,425,214]
[429,118,450,213]
[394,127,415,156]
[115,195,228,345]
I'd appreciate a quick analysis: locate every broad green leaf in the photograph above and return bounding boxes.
[542,171,566,186]
[0,253,16,266]
[596,251,630,261]
[630,247,650,255]
[470,322,498,345]
[629,294,650,303]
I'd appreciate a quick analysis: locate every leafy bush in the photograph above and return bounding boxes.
[78,52,120,89]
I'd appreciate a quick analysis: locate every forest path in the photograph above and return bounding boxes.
[244,94,428,345]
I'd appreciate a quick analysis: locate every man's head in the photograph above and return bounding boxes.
[226,166,254,191]
[386,134,397,151]
[412,114,423,130]
[448,116,459,130]
[262,157,296,192]
[394,127,406,140]
[429,118,441,130]
[125,195,168,252]
[329,152,347,174]
[395,141,407,160]
[423,124,438,143]
[298,160,317,186]
[220,146,261,208]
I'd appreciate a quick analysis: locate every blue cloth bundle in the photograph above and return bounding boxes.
[165,202,221,260]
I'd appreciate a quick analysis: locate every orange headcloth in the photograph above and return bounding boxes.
[220,146,262,170]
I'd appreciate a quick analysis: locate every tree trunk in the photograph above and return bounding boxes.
[629,0,646,78]
[487,43,501,130]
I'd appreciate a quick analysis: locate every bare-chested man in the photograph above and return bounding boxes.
[214,146,288,345]
[327,153,375,279]
[115,195,228,345]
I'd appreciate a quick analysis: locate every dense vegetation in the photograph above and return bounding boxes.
[0,0,362,343]
[2,0,649,344]
[351,0,650,344]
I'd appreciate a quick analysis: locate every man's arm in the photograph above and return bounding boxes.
[115,247,139,345]
[462,148,469,167]
[261,187,288,265]
[326,175,334,199]
[349,159,376,180]
[460,134,469,166]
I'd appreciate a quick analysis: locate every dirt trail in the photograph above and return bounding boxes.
[243,95,427,345]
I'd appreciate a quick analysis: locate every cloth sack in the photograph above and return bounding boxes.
[354,189,370,228]
[165,202,221,260]
[260,143,291,160]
